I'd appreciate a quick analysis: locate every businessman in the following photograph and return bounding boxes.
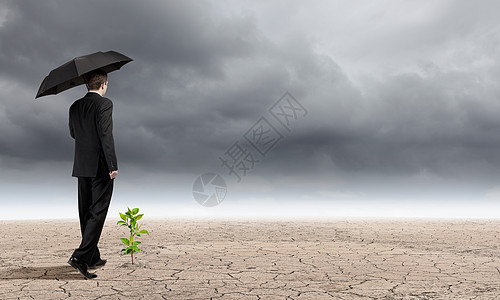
[68,69,118,279]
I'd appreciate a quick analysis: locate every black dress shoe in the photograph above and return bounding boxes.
[68,256,97,279]
[88,258,107,269]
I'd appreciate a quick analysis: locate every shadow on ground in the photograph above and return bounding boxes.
[0,265,85,280]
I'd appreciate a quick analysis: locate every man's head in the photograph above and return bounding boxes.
[84,69,108,95]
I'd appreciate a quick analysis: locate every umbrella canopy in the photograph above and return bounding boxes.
[35,50,133,99]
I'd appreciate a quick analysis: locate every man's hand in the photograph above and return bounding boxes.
[109,170,118,180]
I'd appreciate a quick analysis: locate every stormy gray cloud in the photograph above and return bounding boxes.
[2,0,500,219]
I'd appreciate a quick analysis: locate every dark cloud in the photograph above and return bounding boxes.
[0,0,274,168]
[1,0,500,207]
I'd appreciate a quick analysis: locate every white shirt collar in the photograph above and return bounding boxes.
[88,90,102,96]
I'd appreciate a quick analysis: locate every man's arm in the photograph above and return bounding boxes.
[96,98,118,175]
[69,107,75,139]
[69,123,75,139]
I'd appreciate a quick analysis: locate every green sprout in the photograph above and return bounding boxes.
[117,207,149,264]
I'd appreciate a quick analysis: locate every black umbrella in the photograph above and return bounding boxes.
[35,50,133,99]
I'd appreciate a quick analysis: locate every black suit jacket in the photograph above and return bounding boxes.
[69,92,118,177]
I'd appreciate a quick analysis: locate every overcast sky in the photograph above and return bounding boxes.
[2,0,500,219]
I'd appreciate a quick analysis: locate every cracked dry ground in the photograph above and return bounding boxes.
[1,219,500,299]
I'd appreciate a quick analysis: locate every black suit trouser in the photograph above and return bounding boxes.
[72,174,113,266]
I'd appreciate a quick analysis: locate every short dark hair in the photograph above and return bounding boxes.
[84,69,107,90]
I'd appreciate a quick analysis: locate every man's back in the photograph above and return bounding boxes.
[67,70,118,279]
[69,92,117,177]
